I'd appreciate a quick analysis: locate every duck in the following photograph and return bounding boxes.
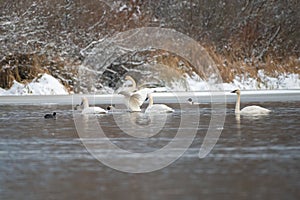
[145,93,174,113]
[187,98,200,105]
[106,105,115,111]
[231,89,271,114]
[44,112,56,119]
[80,97,107,114]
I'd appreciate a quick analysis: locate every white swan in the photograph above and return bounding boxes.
[118,75,152,112]
[124,75,138,92]
[145,93,174,113]
[118,91,144,112]
[231,89,271,114]
[124,75,152,101]
[80,97,107,114]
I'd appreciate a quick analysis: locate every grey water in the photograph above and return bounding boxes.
[0,94,299,200]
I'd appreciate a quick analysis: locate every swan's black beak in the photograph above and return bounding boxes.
[187,98,193,102]
[231,90,237,93]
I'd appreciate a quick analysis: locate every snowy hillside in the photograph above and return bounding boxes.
[0,74,69,95]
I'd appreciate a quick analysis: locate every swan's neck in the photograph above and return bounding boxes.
[82,100,89,109]
[235,93,241,113]
[127,76,137,89]
[148,95,154,107]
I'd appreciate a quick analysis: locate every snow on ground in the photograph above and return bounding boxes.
[0,73,69,95]
[0,71,299,96]
[186,70,300,91]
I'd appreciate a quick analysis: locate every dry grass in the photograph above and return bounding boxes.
[205,45,300,84]
[0,46,298,91]
[0,53,79,91]
[0,54,46,89]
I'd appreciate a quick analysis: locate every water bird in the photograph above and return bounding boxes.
[145,93,174,113]
[44,112,56,119]
[106,105,115,111]
[118,75,153,112]
[80,97,107,114]
[231,89,271,114]
[187,98,200,105]
[118,91,145,112]
[124,75,152,101]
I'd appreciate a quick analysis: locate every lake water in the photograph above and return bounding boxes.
[0,92,299,200]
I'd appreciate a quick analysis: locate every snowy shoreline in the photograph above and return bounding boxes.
[0,72,299,96]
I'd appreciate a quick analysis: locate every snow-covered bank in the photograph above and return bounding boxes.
[0,74,69,95]
[186,70,300,91]
[0,71,299,96]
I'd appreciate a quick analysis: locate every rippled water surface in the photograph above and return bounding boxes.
[0,96,299,200]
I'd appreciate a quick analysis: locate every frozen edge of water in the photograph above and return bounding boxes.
[0,90,299,105]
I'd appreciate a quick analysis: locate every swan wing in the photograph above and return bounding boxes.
[82,107,107,114]
[131,88,153,107]
[241,105,271,114]
[128,94,143,112]
[146,104,174,113]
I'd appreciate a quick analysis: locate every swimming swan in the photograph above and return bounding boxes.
[80,97,108,114]
[145,93,174,113]
[231,89,271,114]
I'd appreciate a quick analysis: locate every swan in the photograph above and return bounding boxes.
[231,89,271,114]
[187,98,200,105]
[145,93,174,113]
[118,91,144,112]
[80,97,107,114]
[124,75,152,102]
[44,112,56,119]
[124,75,138,92]
[118,75,152,112]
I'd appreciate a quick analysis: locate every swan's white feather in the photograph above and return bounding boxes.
[80,97,107,114]
[119,91,144,112]
[82,107,107,114]
[240,105,271,114]
[145,104,174,113]
[145,93,174,113]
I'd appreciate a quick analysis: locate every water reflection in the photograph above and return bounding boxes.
[113,111,172,138]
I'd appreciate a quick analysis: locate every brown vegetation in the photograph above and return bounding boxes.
[0,0,299,91]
